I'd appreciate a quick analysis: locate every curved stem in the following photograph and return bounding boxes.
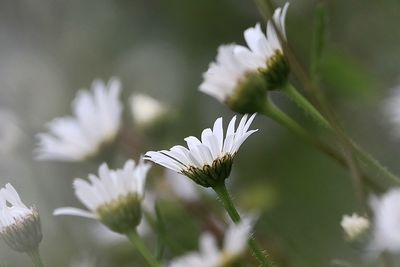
[127,231,160,267]
[213,182,275,267]
[281,83,400,186]
[27,249,45,267]
[283,82,330,129]
[261,98,342,160]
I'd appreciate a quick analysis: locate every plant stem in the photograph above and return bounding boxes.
[27,249,45,267]
[282,83,400,187]
[283,82,330,129]
[261,98,341,159]
[127,231,160,267]
[213,182,275,267]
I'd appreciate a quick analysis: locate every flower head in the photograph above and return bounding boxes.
[340,213,370,242]
[145,114,257,188]
[200,4,289,114]
[35,78,122,161]
[241,3,290,89]
[54,158,151,234]
[130,93,167,127]
[169,216,255,267]
[0,183,42,253]
[369,188,400,253]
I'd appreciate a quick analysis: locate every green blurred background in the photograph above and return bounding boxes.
[1,0,400,266]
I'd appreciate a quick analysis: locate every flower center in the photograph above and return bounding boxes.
[96,193,142,234]
[181,154,234,188]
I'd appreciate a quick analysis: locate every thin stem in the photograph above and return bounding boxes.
[283,82,330,129]
[282,83,400,187]
[127,231,160,267]
[255,0,400,190]
[213,182,275,267]
[27,249,45,267]
[261,98,342,159]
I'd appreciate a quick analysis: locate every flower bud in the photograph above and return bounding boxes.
[340,213,370,242]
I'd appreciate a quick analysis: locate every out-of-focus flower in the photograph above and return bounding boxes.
[54,158,150,234]
[340,213,370,241]
[145,114,257,188]
[383,87,400,139]
[168,216,255,267]
[164,170,202,202]
[369,188,400,253]
[0,110,23,155]
[199,4,289,114]
[130,93,167,128]
[70,254,96,267]
[35,78,122,161]
[0,183,42,253]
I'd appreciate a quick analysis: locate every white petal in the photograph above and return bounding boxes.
[53,207,96,219]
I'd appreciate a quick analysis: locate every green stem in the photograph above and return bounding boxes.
[262,98,336,156]
[27,249,45,267]
[127,231,160,267]
[352,142,400,186]
[282,83,400,186]
[213,182,275,267]
[283,82,330,129]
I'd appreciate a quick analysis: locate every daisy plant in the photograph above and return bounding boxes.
[145,114,274,267]
[54,159,160,267]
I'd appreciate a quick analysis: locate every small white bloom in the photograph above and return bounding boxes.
[145,114,257,187]
[370,188,400,253]
[340,213,370,241]
[130,93,167,127]
[54,158,151,234]
[199,3,289,112]
[169,216,255,267]
[240,3,289,70]
[0,183,42,252]
[35,78,122,161]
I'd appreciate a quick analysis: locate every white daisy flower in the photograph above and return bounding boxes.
[145,114,257,188]
[340,213,370,241]
[169,216,255,267]
[370,188,400,253]
[90,191,156,245]
[199,4,289,113]
[54,158,151,234]
[240,2,289,74]
[130,93,167,127]
[0,183,42,253]
[35,78,122,161]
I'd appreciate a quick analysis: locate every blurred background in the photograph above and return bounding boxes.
[1,0,400,266]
